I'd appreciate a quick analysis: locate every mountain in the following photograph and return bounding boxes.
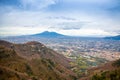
[0,40,77,80]
[32,31,66,38]
[104,35,120,40]
[80,59,120,80]
[90,59,120,80]
[0,31,103,43]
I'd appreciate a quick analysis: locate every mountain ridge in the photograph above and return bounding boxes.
[31,31,66,38]
[104,35,120,40]
[0,40,77,80]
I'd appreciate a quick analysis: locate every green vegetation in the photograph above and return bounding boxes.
[70,56,108,77]
[91,59,120,80]
[91,68,120,80]
[113,59,120,67]
[0,46,16,58]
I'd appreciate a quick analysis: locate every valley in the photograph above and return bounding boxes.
[1,34,120,79]
[0,32,120,79]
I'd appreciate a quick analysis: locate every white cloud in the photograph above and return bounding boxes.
[0,26,47,36]
[0,9,120,37]
[63,0,117,6]
[20,0,56,9]
[0,0,120,37]
[0,10,52,27]
[58,29,118,37]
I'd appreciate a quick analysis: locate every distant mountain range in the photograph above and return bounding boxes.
[32,31,120,40]
[1,31,120,41]
[29,31,102,40]
[31,31,66,38]
[104,35,120,40]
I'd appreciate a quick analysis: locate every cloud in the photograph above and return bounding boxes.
[20,0,56,10]
[47,16,76,21]
[49,21,90,30]
[0,26,48,36]
[58,29,118,37]
[0,0,120,37]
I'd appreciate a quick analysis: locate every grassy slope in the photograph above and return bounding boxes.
[0,40,77,80]
[80,59,120,80]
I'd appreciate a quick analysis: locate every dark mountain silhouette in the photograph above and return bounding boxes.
[104,35,120,40]
[0,40,77,80]
[32,31,66,38]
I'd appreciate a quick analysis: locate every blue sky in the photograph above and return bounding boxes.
[0,0,120,37]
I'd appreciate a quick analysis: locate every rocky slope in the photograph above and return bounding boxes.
[0,40,77,80]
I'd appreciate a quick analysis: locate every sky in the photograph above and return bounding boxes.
[0,0,120,37]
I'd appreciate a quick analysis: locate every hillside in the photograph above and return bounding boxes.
[0,46,32,80]
[90,59,120,80]
[1,40,120,80]
[0,40,77,80]
[80,59,120,80]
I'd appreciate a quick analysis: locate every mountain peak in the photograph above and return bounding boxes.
[33,31,65,38]
[41,31,58,34]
